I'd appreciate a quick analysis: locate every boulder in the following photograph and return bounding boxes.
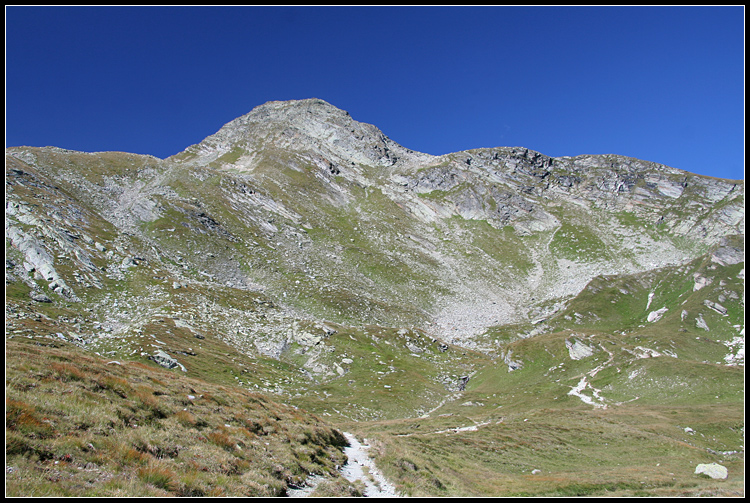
[30,291,51,303]
[695,314,710,331]
[405,342,423,354]
[502,349,523,371]
[295,331,323,346]
[566,338,594,360]
[693,273,712,291]
[647,307,668,322]
[457,375,470,391]
[121,257,137,268]
[703,300,728,316]
[319,324,337,335]
[148,350,187,372]
[694,463,727,479]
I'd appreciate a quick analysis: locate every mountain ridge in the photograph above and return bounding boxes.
[5,100,744,342]
[5,98,744,497]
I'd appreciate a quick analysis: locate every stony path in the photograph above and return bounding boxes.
[340,432,400,497]
[287,431,401,497]
[286,474,326,497]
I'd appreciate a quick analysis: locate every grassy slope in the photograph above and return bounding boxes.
[5,333,356,497]
[339,249,744,497]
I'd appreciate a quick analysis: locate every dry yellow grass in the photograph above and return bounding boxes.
[5,334,351,497]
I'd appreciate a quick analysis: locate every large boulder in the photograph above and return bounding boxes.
[29,291,51,303]
[694,463,728,479]
[566,338,594,360]
[148,350,187,372]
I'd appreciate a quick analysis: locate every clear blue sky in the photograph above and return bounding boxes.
[6,6,745,180]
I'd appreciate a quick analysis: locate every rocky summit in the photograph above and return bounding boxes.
[5,99,745,497]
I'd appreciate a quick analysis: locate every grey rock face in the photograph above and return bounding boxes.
[711,236,745,266]
[5,224,77,300]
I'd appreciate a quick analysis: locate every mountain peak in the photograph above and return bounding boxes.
[177,99,433,169]
[238,98,349,124]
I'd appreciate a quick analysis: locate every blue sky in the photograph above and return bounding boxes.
[6,6,745,180]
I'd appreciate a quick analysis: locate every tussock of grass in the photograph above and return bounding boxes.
[137,462,179,492]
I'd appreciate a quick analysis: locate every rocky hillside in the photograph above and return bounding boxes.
[6,99,743,345]
[5,98,744,496]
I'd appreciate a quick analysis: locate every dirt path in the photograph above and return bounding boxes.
[340,432,400,497]
[287,431,401,497]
